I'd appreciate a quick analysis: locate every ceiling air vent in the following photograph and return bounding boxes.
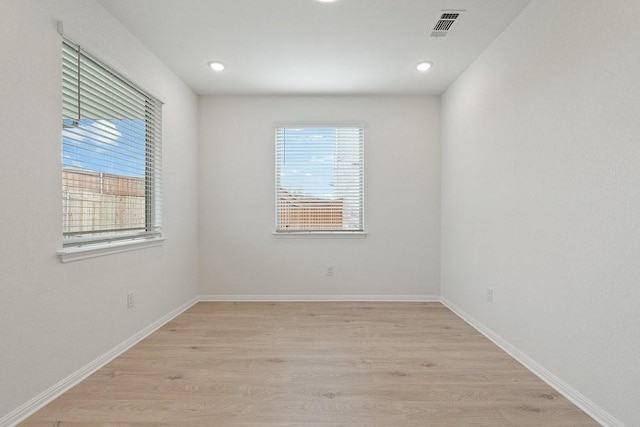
[431,10,465,38]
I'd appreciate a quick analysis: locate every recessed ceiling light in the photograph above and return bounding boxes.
[416,61,433,72]
[316,0,338,3]
[208,61,225,71]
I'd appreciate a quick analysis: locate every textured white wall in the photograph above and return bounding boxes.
[441,1,640,425]
[198,96,440,298]
[0,0,199,419]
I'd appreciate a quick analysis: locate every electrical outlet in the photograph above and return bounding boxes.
[127,292,135,308]
[486,288,493,303]
[326,265,334,276]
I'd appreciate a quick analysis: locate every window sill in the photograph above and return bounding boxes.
[57,237,165,263]
[272,231,367,239]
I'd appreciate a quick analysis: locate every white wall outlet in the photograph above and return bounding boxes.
[326,265,334,276]
[127,292,135,308]
[486,288,493,303]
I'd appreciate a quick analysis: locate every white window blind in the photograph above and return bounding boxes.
[62,40,162,247]
[275,126,364,232]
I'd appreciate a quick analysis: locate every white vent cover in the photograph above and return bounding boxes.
[431,10,465,37]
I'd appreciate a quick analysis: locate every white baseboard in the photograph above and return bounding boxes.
[199,294,440,302]
[0,297,198,427]
[440,297,623,427]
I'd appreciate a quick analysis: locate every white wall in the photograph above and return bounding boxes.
[198,96,440,298]
[0,0,199,420]
[441,1,640,425]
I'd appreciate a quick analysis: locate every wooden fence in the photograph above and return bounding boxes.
[278,190,344,231]
[62,168,145,236]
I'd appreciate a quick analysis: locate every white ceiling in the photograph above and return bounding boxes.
[98,0,531,96]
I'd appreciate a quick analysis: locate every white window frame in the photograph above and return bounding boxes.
[274,125,366,238]
[58,38,163,262]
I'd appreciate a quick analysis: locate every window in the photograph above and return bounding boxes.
[275,126,364,233]
[61,40,162,248]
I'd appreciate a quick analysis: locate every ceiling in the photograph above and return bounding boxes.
[98,0,531,96]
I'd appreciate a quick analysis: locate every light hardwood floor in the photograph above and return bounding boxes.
[22,302,598,426]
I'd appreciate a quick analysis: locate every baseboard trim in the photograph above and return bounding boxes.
[440,297,623,427]
[198,294,440,302]
[1,297,198,427]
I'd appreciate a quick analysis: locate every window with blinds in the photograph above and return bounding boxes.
[62,40,162,247]
[275,126,364,232]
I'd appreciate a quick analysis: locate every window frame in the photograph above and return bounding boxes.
[274,125,366,237]
[58,38,163,261]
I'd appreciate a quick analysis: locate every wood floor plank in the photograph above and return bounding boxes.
[21,302,598,426]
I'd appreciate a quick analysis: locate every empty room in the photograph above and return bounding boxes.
[1,0,638,426]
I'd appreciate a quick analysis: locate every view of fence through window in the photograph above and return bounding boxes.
[62,118,148,239]
[275,126,364,232]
